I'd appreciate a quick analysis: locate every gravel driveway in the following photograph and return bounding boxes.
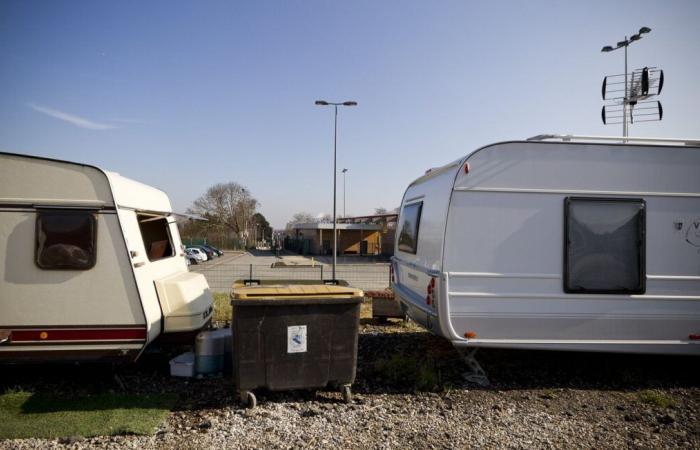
[2,307,699,449]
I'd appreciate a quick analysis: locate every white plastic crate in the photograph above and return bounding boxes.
[169,351,195,378]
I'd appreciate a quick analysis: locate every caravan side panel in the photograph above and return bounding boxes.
[115,208,212,343]
[441,142,700,354]
[107,172,213,341]
[0,155,147,361]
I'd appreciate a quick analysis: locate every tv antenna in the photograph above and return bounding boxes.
[600,27,664,138]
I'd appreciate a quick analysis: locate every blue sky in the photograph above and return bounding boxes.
[1,0,699,227]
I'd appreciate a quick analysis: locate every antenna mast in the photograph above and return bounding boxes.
[600,27,663,139]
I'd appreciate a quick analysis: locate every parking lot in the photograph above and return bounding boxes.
[189,250,391,292]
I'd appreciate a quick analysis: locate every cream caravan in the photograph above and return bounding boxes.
[392,135,700,355]
[0,152,213,362]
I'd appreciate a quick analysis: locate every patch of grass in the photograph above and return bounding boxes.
[374,354,440,391]
[399,318,423,331]
[213,292,232,323]
[0,391,177,439]
[637,389,677,408]
[539,389,557,400]
[360,300,373,320]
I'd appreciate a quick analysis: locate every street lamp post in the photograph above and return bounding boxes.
[601,26,652,138]
[342,168,348,218]
[315,100,357,282]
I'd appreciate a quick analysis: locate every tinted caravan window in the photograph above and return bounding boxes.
[36,210,97,270]
[398,202,423,254]
[565,198,645,294]
[137,214,175,261]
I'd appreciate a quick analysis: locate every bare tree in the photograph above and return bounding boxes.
[187,182,258,237]
[374,207,388,215]
[286,212,316,230]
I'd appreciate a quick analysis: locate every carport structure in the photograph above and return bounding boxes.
[291,222,384,256]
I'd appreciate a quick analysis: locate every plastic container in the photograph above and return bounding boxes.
[195,330,224,374]
[213,327,233,373]
[170,351,196,378]
[230,280,363,408]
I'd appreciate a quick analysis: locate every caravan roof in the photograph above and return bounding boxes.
[105,171,172,214]
[0,152,172,214]
[406,134,700,190]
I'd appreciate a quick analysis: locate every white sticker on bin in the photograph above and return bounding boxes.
[287,325,307,353]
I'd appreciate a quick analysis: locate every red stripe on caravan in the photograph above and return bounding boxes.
[10,328,147,342]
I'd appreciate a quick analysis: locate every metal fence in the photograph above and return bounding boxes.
[182,237,248,251]
[190,263,390,293]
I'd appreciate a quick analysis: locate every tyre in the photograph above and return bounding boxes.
[241,391,256,409]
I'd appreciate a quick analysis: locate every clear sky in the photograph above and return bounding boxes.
[1,0,699,228]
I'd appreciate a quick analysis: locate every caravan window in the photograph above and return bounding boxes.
[398,202,423,254]
[137,214,175,261]
[564,197,645,294]
[36,210,97,270]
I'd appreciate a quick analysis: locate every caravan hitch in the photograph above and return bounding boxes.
[457,347,490,387]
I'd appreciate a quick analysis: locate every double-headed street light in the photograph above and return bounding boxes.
[601,26,652,138]
[315,100,357,282]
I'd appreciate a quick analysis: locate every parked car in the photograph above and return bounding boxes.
[193,245,216,259]
[202,244,224,256]
[186,247,208,262]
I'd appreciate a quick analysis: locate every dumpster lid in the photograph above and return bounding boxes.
[233,284,363,300]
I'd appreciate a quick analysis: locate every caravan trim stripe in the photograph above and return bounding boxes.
[3,327,147,344]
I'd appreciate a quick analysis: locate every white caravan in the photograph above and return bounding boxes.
[0,152,214,363]
[392,135,700,355]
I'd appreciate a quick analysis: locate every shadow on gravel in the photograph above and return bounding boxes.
[357,329,700,393]
[1,330,698,413]
[477,347,700,391]
[0,351,234,413]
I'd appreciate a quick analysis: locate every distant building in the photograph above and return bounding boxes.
[289,213,397,256]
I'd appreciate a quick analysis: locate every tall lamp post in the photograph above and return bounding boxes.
[341,168,348,218]
[601,26,651,138]
[315,100,357,282]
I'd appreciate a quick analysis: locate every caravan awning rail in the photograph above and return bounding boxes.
[528,134,700,147]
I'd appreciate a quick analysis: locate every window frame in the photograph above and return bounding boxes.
[35,209,98,271]
[136,213,176,262]
[397,201,423,255]
[563,196,646,295]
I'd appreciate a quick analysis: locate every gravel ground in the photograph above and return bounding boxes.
[2,305,699,449]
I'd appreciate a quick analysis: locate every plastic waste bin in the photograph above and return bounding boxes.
[230,280,363,408]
